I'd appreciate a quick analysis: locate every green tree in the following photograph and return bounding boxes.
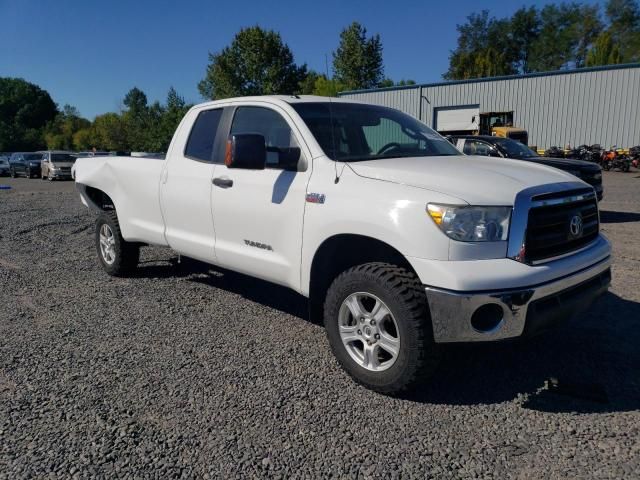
[198,26,307,100]
[445,11,517,79]
[92,113,128,151]
[0,77,57,150]
[311,75,346,96]
[605,0,640,61]
[529,4,602,71]
[44,104,91,150]
[509,7,540,73]
[333,22,384,90]
[586,30,623,65]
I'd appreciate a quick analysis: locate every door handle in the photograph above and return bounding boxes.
[212,177,233,188]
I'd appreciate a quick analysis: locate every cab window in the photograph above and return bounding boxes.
[463,140,497,157]
[184,108,223,162]
[230,106,301,169]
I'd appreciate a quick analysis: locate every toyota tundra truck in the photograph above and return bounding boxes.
[74,96,611,394]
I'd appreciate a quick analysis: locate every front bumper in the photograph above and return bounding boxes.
[425,256,611,343]
[48,170,72,179]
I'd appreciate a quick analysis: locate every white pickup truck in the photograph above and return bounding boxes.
[74,96,611,394]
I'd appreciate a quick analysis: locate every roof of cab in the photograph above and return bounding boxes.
[191,94,370,111]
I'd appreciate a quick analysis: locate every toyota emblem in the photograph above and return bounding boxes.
[569,215,583,237]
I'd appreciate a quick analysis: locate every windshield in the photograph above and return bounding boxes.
[493,137,537,158]
[292,102,460,161]
[25,154,43,161]
[51,153,75,162]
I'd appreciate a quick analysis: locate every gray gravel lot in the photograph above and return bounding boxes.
[1,173,639,479]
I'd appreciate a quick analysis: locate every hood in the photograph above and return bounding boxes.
[520,156,600,171]
[348,155,581,205]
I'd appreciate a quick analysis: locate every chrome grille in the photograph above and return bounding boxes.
[524,189,599,263]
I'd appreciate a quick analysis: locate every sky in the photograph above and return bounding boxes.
[0,0,601,119]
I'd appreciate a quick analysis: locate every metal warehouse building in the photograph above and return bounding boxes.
[339,63,640,150]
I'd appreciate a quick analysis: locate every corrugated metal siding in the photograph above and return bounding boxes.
[341,66,640,148]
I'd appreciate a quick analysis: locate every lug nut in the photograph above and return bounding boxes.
[357,330,362,335]
[360,317,365,323]
[370,319,376,326]
[374,333,380,340]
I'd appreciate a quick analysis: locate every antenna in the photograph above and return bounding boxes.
[325,51,346,183]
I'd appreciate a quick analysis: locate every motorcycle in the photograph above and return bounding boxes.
[630,146,640,169]
[601,146,631,172]
[544,146,565,158]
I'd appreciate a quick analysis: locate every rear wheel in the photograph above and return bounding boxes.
[10,169,16,178]
[324,262,440,395]
[95,211,140,276]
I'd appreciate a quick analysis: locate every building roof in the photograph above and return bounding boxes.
[340,62,640,96]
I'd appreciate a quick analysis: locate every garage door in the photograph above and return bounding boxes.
[434,106,479,132]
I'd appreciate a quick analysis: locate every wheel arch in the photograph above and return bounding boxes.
[78,184,117,212]
[308,234,419,323]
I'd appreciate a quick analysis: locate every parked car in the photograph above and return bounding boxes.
[450,135,604,201]
[0,156,10,176]
[39,150,76,181]
[9,152,43,178]
[74,96,611,394]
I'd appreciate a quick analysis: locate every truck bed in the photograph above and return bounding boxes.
[74,155,168,246]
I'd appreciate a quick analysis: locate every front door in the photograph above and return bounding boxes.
[160,107,224,263]
[211,104,310,290]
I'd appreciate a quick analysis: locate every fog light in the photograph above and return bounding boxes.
[471,304,504,333]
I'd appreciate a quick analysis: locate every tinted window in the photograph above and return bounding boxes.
[292,102,459,162]
[492,137,537,158]
[24,154,43,160]
[184,109,223,161]
[51,153,75,162]
[230,107,300,168]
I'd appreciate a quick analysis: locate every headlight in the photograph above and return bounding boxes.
[427,204,511,242]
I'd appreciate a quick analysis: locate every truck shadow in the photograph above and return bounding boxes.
[599,210,640,224]
[134,257,639,413]
[406,291,640,413]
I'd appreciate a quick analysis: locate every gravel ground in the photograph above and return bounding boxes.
[1,173,639,479]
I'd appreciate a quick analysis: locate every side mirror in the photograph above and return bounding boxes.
[225,134,266,170]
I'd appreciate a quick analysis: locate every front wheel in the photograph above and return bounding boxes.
[324,262,440,395]
[95,212,140,276]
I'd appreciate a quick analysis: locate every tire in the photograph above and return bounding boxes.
[324,262,440,395]
[10,169,16,178]
[95,211,140,276]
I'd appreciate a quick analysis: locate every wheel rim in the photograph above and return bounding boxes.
[99,224,116,265]
[338,292,400,372]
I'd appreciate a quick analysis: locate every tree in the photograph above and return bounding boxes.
[445,11,517,79]
[0,77,57,150]
[92,113,128,151]
[333,22,384,90]
[586,31,623,65]
[509,7,540,73]
[605,0,640,61]
[44,104,91,150]
[198,26,307,100]
[311,76,346,96]
[379,78,416,88]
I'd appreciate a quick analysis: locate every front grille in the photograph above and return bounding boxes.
[525,189,599,262]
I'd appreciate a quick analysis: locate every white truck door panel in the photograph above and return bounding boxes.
[160,108,223,263]
[211,105,310,290]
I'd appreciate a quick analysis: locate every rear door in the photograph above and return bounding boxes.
[210,103,311,290]
[160,107,225,263]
